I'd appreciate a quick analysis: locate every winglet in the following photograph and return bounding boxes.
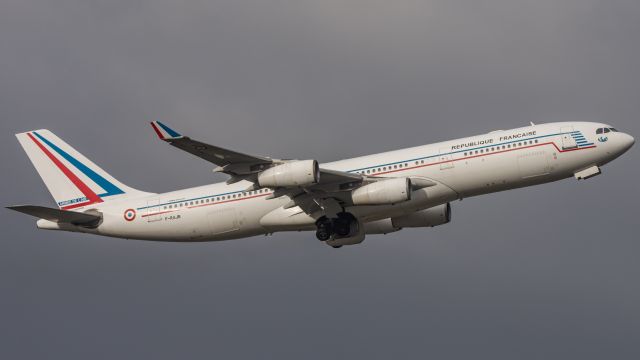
[150,121,183,141]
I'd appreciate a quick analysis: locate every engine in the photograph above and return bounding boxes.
[257,160,319,187]
[351,178,411,205]
[392,203,451,228]
[363,218,401,234]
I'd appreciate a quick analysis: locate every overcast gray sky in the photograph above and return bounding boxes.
[1,1,639,359]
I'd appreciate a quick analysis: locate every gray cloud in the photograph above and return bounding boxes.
[1,1,639,359]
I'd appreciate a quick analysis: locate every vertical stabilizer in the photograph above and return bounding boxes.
[16,130,149,209]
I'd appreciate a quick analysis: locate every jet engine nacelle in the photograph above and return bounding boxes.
[257,160,320,187]
[392,203,451,228]
[351,178,411,206]
[364,218,401,235]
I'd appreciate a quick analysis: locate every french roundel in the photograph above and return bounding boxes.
[124,209,137,221]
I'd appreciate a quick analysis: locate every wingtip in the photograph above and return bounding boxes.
[150,121,182,140]
[150,121,166,140]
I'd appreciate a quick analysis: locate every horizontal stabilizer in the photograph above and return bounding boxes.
[7,205,102,226]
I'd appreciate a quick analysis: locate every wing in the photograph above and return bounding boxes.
[150,121,364,188]
[150,121,272,173]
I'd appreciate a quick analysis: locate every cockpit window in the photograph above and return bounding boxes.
[596,128,604,134]
[610,128,618,132]
[604,128,611,133]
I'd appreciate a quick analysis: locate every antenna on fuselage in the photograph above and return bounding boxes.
[530,121,536,126]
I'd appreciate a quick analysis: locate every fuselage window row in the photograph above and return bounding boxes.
[160,189,273,210]
[158,138,547,211]
[463,139,538,156]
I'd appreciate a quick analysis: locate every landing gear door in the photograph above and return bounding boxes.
[439,148,454,170]
[560,126,577,150]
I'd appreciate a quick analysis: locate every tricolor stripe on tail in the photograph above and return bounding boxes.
[150,121,183,141]
[16,129,149,209]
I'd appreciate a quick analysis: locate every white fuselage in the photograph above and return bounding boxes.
[43,122,633,242]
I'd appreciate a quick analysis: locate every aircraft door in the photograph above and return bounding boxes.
[560,126,577,150]
[438,148,454,170]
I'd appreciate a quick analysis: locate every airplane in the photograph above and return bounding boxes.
[7,121,634,248]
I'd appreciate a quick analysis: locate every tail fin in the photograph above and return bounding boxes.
[16,130,148,210]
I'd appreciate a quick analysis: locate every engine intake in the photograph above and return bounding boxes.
[258,160,319,187]
[351,178,411,206]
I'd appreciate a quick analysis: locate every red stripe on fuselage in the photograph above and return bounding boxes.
[371,141,595,176]
[140,140,596,216]
[27,132,103,209]
[141,193,272,217]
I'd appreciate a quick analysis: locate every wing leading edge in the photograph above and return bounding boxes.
[149,121,364,189]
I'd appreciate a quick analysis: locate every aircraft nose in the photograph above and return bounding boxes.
[619,133,635,153]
